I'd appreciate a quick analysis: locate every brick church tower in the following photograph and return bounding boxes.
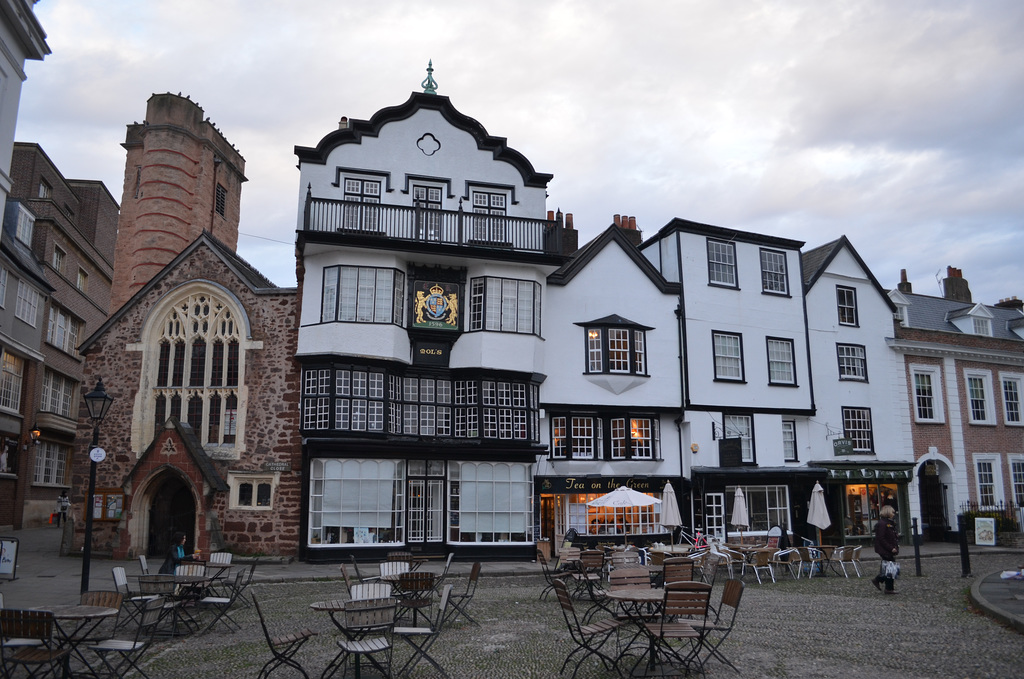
[110,93,246,310]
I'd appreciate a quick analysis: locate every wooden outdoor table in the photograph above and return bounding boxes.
[36,604,119,676]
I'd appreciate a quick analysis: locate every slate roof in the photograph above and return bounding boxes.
[900,292,1024,341]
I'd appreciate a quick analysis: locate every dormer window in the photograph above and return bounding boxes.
[973,317,991,336]
[580,315,651,376]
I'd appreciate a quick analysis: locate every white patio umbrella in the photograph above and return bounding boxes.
[587,486,661,544]
[660,482,683,545]
[807,482,832,544]
[730,487,749,543]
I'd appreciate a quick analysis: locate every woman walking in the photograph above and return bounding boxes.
[872,504,899,594]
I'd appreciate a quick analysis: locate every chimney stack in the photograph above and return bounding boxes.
[339,116,349,129]
[942,266,972,303]
[897,269,913,294]
[995,296,1024,311]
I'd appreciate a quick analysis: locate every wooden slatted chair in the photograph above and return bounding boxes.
[253,593,317,679]
[324,598,397,679]
[195,569,246,633]
[112,566,159,631]
[634,581,711,678]
[444,561,481,627]
[349,582,392,601]
[663,556,696,585]
[551,579,625,679]
[87,596,166,679]
[394,584,453,678]
[0,609,71,679]
[537,549,568,601]
[78,590,124,642]
[697,578,745,673]
[395,571,435,625]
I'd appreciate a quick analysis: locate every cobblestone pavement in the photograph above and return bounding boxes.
[122,553,1022,679]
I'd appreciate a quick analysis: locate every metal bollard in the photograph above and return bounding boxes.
[957,513,971,577]
[912,518,922,576]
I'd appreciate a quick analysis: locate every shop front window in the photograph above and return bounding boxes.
[308,458,405,546]
[563,492,665,538]
[842,483,898,538]
[449,462,532,543]
[724,486,790,534]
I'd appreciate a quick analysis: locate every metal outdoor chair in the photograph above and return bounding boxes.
[87,596,166,679]
[78,590,125,642]
[769,548,802,580]
[195,569,246,633]
[253,593,318,679]
[696,578,745,673]
[551,579,625,679]
[395,571,435,625]
[745,549,775,584]
[837,545,863,577]
[138,554,150,575]
[349,582,393,601]
[537,549,569,601]
[0,609,72,679]
[635,581,712,678]
[444,561,481,627]
[349,554,377,583]
[323,597,398,679]
[394,584,454,678]
[797,546,825,578]
[0,592,45,654]
[112,566,160,631]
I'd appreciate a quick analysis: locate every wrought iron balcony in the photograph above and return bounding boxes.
[302,193,564,256]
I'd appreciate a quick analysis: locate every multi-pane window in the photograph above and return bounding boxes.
[152,293,242,447]
[610,417,657,460]
[41,370,75,418]
[215,184,227,217]
[724,414,753,462]
[412,185,443,238]
[913,371,936,421]
[842,407,874,453]
[726,485,790,532]
[38,179,52,198]
[966,373,992,423]
[713,332,743,381]
[33,442,68,485]
[836,344,867,381]
[973,317,991,336]
[47,305,82,354]
[308,458,405,546]
[707,239,737,287]
[468,277,540,335]
[782,421,797,462]
[836,286,858,326]
[15,204,33,245]
[760,249,788,294]
[450,462,533,543]
[586,326,648,375]
[233,476,273,509]
[76,268,88,293]
[470,190,507,242]
[342,178,382,231]
[321,265,405,325]
[1011,459,1024,506]
[303,367,538,442]
[52,246,65,274]
[1002,376,1022,424]
[976,460,996,506]
[15,280,40,326]
[766,338,795,385]
[0,352,24,411]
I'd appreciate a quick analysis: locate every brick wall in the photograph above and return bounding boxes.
[74,240,301,558]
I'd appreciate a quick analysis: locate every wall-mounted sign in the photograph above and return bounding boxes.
[413,282,459,330]
[538,476,663,494]
[413,341,450,367]
[263,462,291,472]
[832,438,854,456]
[719,438,743,467]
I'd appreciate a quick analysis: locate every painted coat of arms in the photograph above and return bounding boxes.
[414,282,459,329]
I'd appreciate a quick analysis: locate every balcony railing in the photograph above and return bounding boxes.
[302,194,563,255]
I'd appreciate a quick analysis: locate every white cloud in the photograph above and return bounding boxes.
[17,0,1023,304]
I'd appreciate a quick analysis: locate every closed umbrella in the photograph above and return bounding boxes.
[587,486,661,544]
[730,487,749,543]
[807,482,831,544]
[660,482,683,545]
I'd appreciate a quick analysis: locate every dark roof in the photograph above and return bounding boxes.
[641,217,805,251]
[801,235,897,312]
[1,202,54,292]
[127,418,229,492]
[294,92,553,188]
[79,231,294,352]
[548,225,680,295]
[898,292,1024,341]
[575,314,653,331]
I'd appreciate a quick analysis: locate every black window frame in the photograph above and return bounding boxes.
[765,336,797,386]
[841,406,874,453]
[707,238,738,288]
[836,343,868,381]
[712,330,745,382]
[759,248,789,295]
[836,286,859,326]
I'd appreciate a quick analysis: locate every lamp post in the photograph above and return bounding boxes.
[80,378,114,595]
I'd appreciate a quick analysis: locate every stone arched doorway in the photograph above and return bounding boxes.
[139,470,199,557]
[918,460,952,541]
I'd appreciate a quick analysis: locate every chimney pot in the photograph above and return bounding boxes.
[565,213,574,230]
[628,216,637,230]
[547,210,554,221]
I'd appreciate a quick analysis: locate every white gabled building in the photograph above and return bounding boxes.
[802,236,914,546]
[536,224,684,549]
[293,86,569,561]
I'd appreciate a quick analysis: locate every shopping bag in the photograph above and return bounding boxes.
[49,513,56,524]
[880,560,900,579]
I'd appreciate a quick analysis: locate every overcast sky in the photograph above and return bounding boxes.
[17,0,1024,306]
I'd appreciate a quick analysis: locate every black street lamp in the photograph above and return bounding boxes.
[81,378,114,594]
